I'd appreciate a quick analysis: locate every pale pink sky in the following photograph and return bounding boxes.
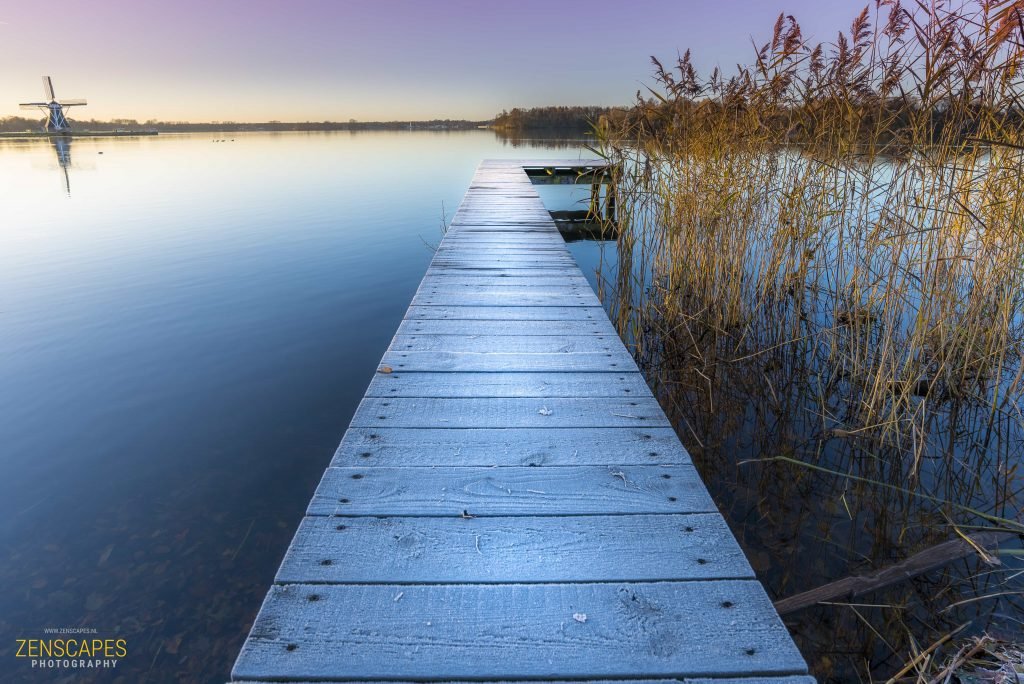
[1,0,880,121]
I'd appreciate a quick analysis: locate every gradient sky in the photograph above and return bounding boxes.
[2,0,877,122]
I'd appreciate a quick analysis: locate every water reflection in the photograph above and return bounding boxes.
[493,128,592,149]
[52,136,71,195]
[590,149,1024,681]
[0,131,591,682]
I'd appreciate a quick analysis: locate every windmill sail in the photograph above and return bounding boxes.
[21,77,87,132]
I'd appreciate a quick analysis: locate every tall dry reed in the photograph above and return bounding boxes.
[595,1,1024,678]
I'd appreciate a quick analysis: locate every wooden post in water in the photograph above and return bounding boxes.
[604,170,617,222]
[588,180,600,220]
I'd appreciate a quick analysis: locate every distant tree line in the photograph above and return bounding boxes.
[2,106,634,136]
[492,106,624,133]
[0,116,487,133]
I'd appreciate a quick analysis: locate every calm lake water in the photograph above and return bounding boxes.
[11,130,1013,683]
[0,131,603,682]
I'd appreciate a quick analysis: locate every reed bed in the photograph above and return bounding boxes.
[595,1,1024,679]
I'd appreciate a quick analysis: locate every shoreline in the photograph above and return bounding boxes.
[0,131,159,139]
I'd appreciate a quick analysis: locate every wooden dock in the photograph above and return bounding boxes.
[231,159,812,683]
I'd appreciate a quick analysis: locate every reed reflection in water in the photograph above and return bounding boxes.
[588,148,1024,680]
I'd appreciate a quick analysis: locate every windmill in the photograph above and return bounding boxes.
[20,76,87,133]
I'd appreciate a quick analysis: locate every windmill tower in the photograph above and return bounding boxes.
[19,76,87,133]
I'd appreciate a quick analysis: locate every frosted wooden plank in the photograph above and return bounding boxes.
[447,226,560,232]
[426,264,581,273]
[434,248,559,256]
[455,206,547,210]
[433,247,569,255]
[437,235,563,242]
[457,206,549,211]
[396,319,617,336]
[308,465,712,516]
[457,200,548,204]
[417,285,593,296]
[419,278,593,289]
[435,244,569,252]
[423,268,584,278]
[444,227,561,233]
[411,294,600,307]
[428,259,579,269]
[236,679,816,684]
[366,371,652,398]
[440,235,566,242]
[379,350,637,372]
[455,204,549,208]
[432,251,569,257]
[432,252,577,260]
[433,240,564,246]
[434,247,569,253]
[685,679,818,684]
[404,305,607,320]
[231,581,808,681]
[277,514,754,583]
[436,243,568,250]
[416,286,595,298]
[444,229,558,235]
[351,397,668,428]
[388,335,622,354]
[450,219,556,226]
[332,427,692,466]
